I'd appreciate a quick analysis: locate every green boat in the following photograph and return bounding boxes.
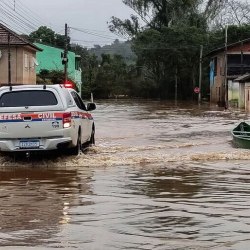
[231,121,250,149]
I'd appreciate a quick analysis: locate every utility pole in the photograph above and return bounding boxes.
[224,25,228,109]
[8,33,11,86]
[64,23,68,84]
[198,45,203,105]
[175,67,178,106]
[240,41,243,75]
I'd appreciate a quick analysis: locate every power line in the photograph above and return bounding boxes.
[0,7,33,33]
[0,1,38,31]
[71,39,117,43]
[0,18,24,34]
[1,0,40,27]
[14,0,47,26]
[0,0,62,35]
[0,0,126,45]
[0,1,127,46]
[70,27,118,40]
[70,26,127,41]
[0,2,38,34]
[14,0,61,32]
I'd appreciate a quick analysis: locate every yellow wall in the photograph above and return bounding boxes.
[0,46,37,85]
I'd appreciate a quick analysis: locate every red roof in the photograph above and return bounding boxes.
[207,38,250,57]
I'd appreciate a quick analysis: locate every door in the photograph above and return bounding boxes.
[70,91,91,142]
[245,87,250,111]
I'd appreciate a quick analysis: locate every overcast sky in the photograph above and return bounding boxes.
[3,0,134,48]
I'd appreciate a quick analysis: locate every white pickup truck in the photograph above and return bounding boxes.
[0,84,96,155]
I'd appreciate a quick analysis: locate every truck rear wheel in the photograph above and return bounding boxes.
[82,125,95,151]
[89,126,95,145]
[69,130,82,155]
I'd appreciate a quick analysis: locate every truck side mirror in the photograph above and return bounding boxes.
[86,103,96,111]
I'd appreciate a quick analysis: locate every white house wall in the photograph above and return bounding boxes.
[239,82,245,108]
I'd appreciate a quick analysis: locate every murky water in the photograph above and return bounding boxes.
[1,100,250,249]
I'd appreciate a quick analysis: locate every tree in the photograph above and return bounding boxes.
[207,25,250,52]
[108,0,213,99]
[29,26,69,49]
[109,0,225,38]
[132,25,208,99]
[81,54,99,98]
[89,40,137,64]
[91,54,129,98]
[29,26,56,44]
[211,0,250,28]
[37,69,74,85]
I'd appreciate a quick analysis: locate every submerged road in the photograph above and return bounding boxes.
[0,100,250,250]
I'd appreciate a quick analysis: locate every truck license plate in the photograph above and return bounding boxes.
[19,140,40,149]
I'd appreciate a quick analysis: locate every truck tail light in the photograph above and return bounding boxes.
[61,80,76,90]
[63,112,71,128]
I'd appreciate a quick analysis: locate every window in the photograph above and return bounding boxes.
[71,92,86,110]
[75,56,81,70]
[243,55,250,65]
[32,57,39,68]
[228,54,241,65]
[24,54,29,69]
[0,90,58,107]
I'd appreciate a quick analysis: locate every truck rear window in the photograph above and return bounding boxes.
[0,90,58,107]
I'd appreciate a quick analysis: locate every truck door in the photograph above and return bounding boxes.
[70,91,90,142]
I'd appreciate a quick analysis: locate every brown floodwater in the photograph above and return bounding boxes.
[1,100,250,250]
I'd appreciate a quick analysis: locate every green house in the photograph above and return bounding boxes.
[34,43,82,90]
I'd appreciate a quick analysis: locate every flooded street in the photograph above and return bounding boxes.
[1,100,250,249]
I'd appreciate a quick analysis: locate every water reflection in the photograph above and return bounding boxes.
[116,166,205,246]
[109,163,250,249]
[128,165,203,199]
[0,167,93,247]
